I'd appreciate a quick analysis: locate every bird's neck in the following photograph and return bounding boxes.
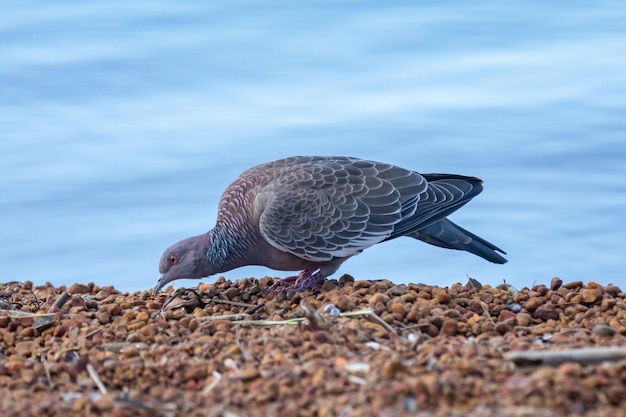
[205,225,253,273]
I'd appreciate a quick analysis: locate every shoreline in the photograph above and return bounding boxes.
[1,276,626,416]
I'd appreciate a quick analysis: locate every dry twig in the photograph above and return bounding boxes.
[506,346,626,367]
[86,363,108,395]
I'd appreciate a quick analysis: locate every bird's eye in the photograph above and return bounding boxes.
[169,255,178,265]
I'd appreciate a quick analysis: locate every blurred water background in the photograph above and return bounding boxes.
[2,1,625,292]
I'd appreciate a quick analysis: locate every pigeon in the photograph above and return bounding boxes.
[154,156,507,293]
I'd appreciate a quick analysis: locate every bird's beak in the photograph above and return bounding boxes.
[153,273,168,294]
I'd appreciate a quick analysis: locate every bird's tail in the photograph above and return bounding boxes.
[406,219,507,264]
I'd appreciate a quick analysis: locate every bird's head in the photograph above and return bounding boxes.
[153,234,211,293]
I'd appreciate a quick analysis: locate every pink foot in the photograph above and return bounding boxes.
[267,269,326,293]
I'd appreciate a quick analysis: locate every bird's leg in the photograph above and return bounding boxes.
[267,269,326,293]
[292,269,326,291]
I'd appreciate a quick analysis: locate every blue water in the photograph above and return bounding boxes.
[2,1,625,292]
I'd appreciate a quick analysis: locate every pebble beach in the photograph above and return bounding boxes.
[2,276,626,416]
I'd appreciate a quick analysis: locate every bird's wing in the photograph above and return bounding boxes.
[256,157,426,262]
[387,174,485,240]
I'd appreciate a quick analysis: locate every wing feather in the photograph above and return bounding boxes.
[257,156,422,261]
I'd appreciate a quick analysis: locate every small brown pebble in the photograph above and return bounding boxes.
[440,319,457,336]
[605,284,622,296]
[550,277,563,290]
[478,292,494,304]
[94,289,111,300]
[369,293,389,306]
[443,309,461,319]
[406,310,420,323]
[3,331,15,347]
[381,312,395,324]
[19,327,34,338]
[563,280,584,289]
[434,290,451,305]
[373,280,391,292]
[52,325,67,338]
[213,320,233,331]
[127,320,145,332]
[92,394,115,411]
[531,284,549,296]
[95,311,111,325]
[524,297,544,312]
[68,305,86,314]
[580,289,602,304]
[400,292,416,303]
[591,324,616,337]
[122,345,140,358]
[498,309,516,322]
[238,367,260,381]
[70,394,89,412]
[100,303,122,316]
[69,294,87,308]
[390,301,405,313]
[390,302,406,318]
[138,323,155,337]
[430,315,444,329]
[309,330,334,344]
[556,286,571,298]
[198,282,214,292]
[67,283,89,294]
[516,312,532,326]
[21,369,35,384]
[61,316,79,329]
[567,293,583,304]
[549,328,589,343]
[352,280,370,289]
[146,301,162,310]
[335,295,353,311]
[15,341,39,356]
[418,322,439,337]
[534,303,558,321]
[338,274,355,285]
[381,357,406,379]
[17,316,35,328]
[321,280,339,292]
[256,276,273,290]
[495,321,512,334]
[466,278,482,290]
[601,298,617,312]
[223,287,240,300]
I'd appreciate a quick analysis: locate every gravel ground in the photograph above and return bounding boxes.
[1,276,626,417]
